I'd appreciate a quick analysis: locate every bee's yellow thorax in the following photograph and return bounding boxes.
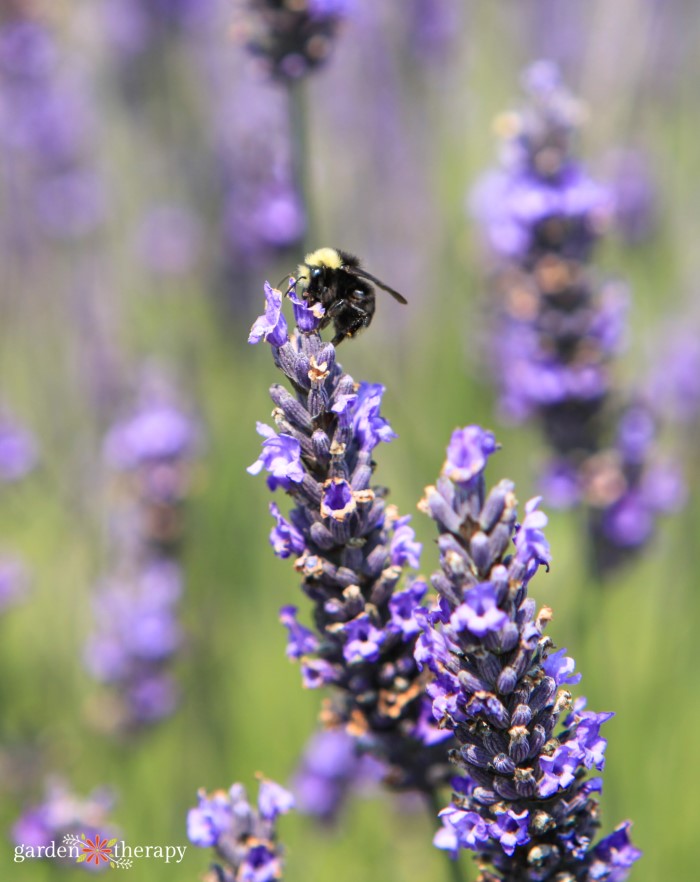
[305,247,342,269]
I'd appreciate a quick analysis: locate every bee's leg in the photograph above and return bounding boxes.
[331,305,371,345]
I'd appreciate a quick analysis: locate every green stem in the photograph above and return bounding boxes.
[287,78,316,251]
[426,789,469,882]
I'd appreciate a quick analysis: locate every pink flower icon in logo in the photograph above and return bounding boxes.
[79,833,114,867]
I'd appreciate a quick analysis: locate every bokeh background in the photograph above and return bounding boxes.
[1,1,699,880]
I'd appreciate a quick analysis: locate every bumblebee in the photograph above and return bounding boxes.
[293,247,407,345]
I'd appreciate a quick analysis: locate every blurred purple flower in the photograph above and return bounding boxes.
[188,779,293,880]
[0,413,37,482]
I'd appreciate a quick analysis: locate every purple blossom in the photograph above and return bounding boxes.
[514,496,551,569]
[300,657,337,689]
[279,606,319,659]
[600,492,654,548]
[103,403,198,469]
[591,822,643,880]
[388,581,427,639]
[543,647,581,686]
[320,478,356,520]
[248,282,289,347]
[570,711,613,771]
[248,424,304,489]
[411,696,453,747]
[538,745,578,797]
[336,613,386,664]
[489,809,530,857]
[449,582,508,638]
[435,808,491,857]
[289,288,324,332]
[351,383,397,451]
[258,779,295,821]
[269,502,306,558]
[389,515,422,568]
[443,426,497,485]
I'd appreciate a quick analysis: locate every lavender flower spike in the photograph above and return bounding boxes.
[248,282,451,792]
[188,778,293,882]
[472,62,680,575]
[417,426,641,880]
[244,0,350,81]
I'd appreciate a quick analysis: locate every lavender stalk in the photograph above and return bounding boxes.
[84,373,201,733]
[416,426,641,880]
[247,281,451,793]
[471,61,682,576]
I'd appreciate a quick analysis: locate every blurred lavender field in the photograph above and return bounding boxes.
[1,1,699,880]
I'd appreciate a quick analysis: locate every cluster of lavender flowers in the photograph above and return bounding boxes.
[13,779,118,864]
[418,426,641,880]
[247,282,451,792]
[0,5,105,249]
[188,778,294,882]
[84,377,200,732]
[241,0,351,81]
[471,61,682,575]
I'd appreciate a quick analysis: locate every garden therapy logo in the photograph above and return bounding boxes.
[63,833,132,869]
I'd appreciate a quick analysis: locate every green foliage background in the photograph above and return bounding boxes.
[1,3,699,881]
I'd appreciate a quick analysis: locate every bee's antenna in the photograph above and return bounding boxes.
[275,271,295,293]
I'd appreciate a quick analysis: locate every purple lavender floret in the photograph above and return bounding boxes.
[419,427,640,880]
[248,284,451,791]
[244,0,350,81]
[188,778,293,882]
[248,423,304,490]
[248,283,289,347]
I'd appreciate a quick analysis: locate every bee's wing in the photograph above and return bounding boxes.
[347,267,408,304]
